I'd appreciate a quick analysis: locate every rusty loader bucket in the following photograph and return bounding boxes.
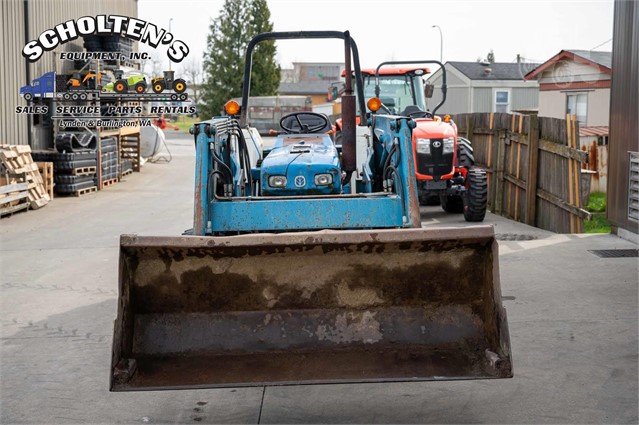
[110,226,512,391]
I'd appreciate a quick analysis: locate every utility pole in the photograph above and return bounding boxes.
[432,25,443,63]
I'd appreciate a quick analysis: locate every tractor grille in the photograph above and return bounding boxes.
[588,249,638,258]
[416,139,453,180]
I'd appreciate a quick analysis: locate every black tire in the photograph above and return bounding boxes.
[114,79,128,94]
[71,93,79,100]
[152,80,165,93]
[24,93,33,101]
[463,168,488,222]
[419,193,441,206]
[134,81,147,94]
[457,137,475,167]
[63,92,71,100]
[440,194,464,213]
[172,78,187,93]
[79,93,87,100]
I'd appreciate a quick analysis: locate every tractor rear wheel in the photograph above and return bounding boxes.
[173,78,187,93]
[463,168,488,222]
[114,80,128,94]
[457,138,474,168]
[440,194,464,213]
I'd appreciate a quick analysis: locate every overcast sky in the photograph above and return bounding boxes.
[138,0,614,73]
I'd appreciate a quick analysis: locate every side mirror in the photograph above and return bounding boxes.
[424,84,435,98]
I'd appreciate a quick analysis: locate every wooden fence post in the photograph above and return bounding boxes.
[493,129,507,215]
[525,114,539,226]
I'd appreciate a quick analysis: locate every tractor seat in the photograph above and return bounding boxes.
[400,105,426,117]
[280,113,332,134]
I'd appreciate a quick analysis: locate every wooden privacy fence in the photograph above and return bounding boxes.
[451,112,591,233]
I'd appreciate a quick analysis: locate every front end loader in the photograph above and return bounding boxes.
[110,31,512,391]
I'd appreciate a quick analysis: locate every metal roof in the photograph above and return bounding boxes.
[567,50,612,68]
[579,126,609,137]
[447,62,538,80]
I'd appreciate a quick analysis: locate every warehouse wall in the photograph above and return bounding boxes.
[1,0,138,147]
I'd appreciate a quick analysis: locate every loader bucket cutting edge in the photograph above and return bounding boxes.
[110,226,512,391]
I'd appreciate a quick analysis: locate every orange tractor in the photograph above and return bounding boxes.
[337,61,487,221]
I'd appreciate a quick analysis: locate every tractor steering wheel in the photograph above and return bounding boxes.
[280,112,329,134]
[407,110,433,119]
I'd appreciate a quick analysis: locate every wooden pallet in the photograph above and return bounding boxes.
[71,166,97,176]
[69,186,98,197]
[0,181,29,217]
[36,162,54,199]
[0,145,50,209]
[101,178,118,188]
[121,169,133,177]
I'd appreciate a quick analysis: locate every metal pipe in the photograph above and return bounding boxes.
[341,31,356,174]
[374,60,447,115]
[240,31,367,127]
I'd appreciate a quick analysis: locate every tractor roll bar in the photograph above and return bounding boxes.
[240,31,367,127]
[374,60,447,115]
[240,31,367,174]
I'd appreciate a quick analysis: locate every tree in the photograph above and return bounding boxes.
[201,0,247,118]
[247,0,280,97]
[200,0,280,118]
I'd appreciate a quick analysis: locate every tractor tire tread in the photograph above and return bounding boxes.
[463,168,488,222]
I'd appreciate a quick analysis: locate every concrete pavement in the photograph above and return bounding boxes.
[1,132,637,424]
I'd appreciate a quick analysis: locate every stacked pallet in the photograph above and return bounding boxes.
[31,150,98,196]
[100,137,119,188]
[0,145,50,215]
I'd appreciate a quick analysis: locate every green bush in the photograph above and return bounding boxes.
[584,192,610,233]
[586,191,607,213]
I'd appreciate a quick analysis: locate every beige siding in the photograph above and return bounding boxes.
[538,90,567,120]
[538,60,610,85]
[2,0,137,146]
[586,88,610,126]
[472,87,492,112]
[511,87,539,111]
[538,88,610,126]
[427,86,469,115]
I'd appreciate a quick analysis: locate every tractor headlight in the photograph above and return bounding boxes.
[268,175,287,188]
[417,138,431,154]
[314,173,333,186]
[443,138,455,154]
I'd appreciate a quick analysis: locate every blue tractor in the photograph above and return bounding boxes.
[111,31,512,391]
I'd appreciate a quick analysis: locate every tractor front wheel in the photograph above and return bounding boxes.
[114,80,128,94]
[152,80,166,93]
[173,78,187,94]
[463,168,488,222]
[440,194,464,213]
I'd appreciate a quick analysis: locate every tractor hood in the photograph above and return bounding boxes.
[412,118,457,140]
[260,135,341,195]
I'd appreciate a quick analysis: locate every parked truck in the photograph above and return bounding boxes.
[20,71,189,102]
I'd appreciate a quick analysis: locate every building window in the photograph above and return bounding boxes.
[566,93,588,125]
[494,90,510,113]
